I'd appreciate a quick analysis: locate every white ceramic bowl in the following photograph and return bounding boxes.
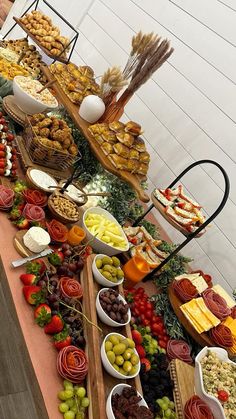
[195,346,235,419]
[13,76,58,115]
[101,332,140,379]
[106,384,148,419]
[82,207,129,256]
[96,288,131,327]
[92,254,124,288]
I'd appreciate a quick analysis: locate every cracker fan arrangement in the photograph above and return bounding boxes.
[0,5,234,419]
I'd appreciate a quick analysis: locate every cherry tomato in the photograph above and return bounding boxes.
[146,310,152,319]
[152,323,163,334]
[140,314,146,322]
[0,161,5,168]
[7,133,14,141]
[145,302,153,311]
[143,319,150,326]
[151,315,160,324]
[2,125,8,132]
[0,144,5,151]
[0,151,5,158]
[134,308,140,317]
[0,118,6,124]
[159,340,167,349]
[0,168,5,175]
[139,305,146,314]
[163,335,169,342]
[217,390,229,402]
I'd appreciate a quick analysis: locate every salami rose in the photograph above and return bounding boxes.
[0,185,14,209]
[184,395,214,419]
[23,189,47,207]
[57,345,88,383]
[231,306,236,319]
[46,219,68,243]
[167,339,192,364]
[23,203,45,222]
[209,324,233,348]
[173,278,198,302]
[59,277,83,300]
[202,289,230,320]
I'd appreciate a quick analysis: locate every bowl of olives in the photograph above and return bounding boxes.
[92,254,124,287]
[96,288,131,327]
[101,333,140,379]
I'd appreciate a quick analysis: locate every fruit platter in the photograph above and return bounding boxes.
[168,272,236,357]
[152,186,206,237]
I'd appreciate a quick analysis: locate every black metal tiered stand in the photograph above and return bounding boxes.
[2,0,79,63]
[132,160,230,281]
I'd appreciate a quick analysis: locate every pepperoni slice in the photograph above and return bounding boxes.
[167,339,192,364]
[184,395,214,419]
[57,346,88,383]
[172,278,198,302]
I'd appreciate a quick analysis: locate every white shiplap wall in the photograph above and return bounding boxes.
[2,0,236,292]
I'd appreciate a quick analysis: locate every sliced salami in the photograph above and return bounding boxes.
[172,278,198,302]
[209,324,233,348]
[202,289,230,320]
[0,185,14,209]
[167,339,192,364]
[46,219,68,243]
[184,395,214,419]
[57,345,88,383]
[23,203,45,222]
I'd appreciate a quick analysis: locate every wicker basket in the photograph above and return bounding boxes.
[23,117,77,170]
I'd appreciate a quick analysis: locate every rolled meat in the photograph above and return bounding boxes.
[184,395,214,419]
[202,289,230,320]
[59,277,83,300]
[23,189,47,207]
[231,306,236,319]
[0,185,14,209]
[46,219,68,243]
[57,345,88,383]
[172,278,198,302]
[209,324,233,348]
[167,339,192,364]
[23,203,45,222]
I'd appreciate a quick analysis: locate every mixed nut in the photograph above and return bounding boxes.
[50,195,80,220]
[99,289,129,324]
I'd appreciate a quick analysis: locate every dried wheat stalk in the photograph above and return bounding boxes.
[100,66,128,104]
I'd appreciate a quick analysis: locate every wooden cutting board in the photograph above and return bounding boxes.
[170,359,195,418]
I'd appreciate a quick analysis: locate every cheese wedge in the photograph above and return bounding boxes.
[212,285,236,309]
[192,276,208,293]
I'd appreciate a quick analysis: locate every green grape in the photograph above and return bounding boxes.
[157,399,164,408]
[169,401,175,410]
[81,397,90,408]
[64,380,74,390]
[79,406,86,413]
[162,396,170,404]
[164,409,172,418]
[64,390,74,399]
[76,413,85,419]
[66,399,75,408]
[64,411,75,419]
[76,387,86,398]
[58,391,68,401]
[161,403,168,411]
[70,405,78,414]
[152,339,158,348]
[59,403,69,413]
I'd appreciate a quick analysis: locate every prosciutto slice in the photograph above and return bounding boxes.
[202,289,230,320]
[59,277,83,300]
[0,185,14,209]
[23,203,45,222]
[184,395,214,419]
[167,339,192,364]
[46,219,68,243]
[57,345,88,383]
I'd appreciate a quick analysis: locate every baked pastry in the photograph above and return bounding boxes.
[101,142,114,156]
[136,163,148,175]
[113,143,130,158]
[125,121,142,136]
[129,149,140,160]
[132,137,146,152]
[109,121,125,132]
[108,154,128,170]
[140,151,150,163]
[127,159,139,172]
[102,132,117,143]
[116,132,134,147]
[93,134,104,146]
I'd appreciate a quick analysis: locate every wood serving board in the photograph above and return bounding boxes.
[13,230,56,273]
[151,192,205,238]
[168,285,234,358]
[80,255,142,419]
[169,359,195,419]
[13,18,68,63]
[42,66,150,203]
[15,136,73,180]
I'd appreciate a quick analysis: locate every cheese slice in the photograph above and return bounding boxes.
[175,273,200,281]
[180,303,205,333]
[192,276,208,294]
[212,285,236,309]
[181,299,210,332]
[196,298,220,327]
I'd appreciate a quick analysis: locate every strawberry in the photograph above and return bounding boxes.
[9,207,22,220]
[34,304,51,327]
[20,273,37,286]
[140,358,151,372]
[136,344,146,359]
[23,285,42,305]
[15,217,29,229]
[131,330,143,345]
[26,259,46,276]
[44,314,64,334]
[48,251,64,266]
[53,328,72,351]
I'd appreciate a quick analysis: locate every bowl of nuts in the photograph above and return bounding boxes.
[48,192,81,224]
[96,288,131,327]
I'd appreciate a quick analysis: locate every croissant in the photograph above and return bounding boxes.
[34,29,48,36]
[43,36,54,43]
[41,42,52,50]
[52,41,63,50]
[51,48,62,56]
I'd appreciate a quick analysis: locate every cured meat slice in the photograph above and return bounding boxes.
[23,189,47,207]
[23,203,45,222]
[46,219,68,242]
[59,277,83,299]
[172,278,198,302]
[209,324,233,348]
[231,306,236,319]
[202,289,230,320]
[57,345,88,383]
[184,395,214,419]
[0,185,14,209]
[167,339,192,364]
